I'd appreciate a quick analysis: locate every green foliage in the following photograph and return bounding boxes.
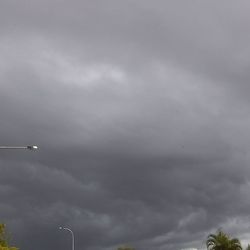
[0,224,8,247]
[246,244,250,250]
[206,230,242,250]
[0,247,18,250]
[0,224,18,250]
[117,245,135,250]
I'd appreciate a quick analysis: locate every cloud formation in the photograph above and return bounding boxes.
[1,1,250,250]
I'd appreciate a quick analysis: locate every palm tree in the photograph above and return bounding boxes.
[206,230,242,250]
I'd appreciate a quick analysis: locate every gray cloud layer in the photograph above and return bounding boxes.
[1,1,250,250]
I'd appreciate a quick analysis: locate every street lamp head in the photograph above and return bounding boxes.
[27,145,38,150]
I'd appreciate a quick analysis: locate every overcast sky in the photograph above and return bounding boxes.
[1,1,250,250]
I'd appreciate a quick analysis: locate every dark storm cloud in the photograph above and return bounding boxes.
[1,1,250,250]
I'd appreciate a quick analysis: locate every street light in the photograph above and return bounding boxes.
[0,145,38,150]
[59,226,75,250]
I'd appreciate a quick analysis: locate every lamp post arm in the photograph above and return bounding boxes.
[59,227,74,250]
[0,146,38,150]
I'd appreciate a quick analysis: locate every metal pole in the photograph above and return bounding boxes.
[59,227,75,250]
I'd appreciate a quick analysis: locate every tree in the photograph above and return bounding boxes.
[0,224,9,247]
[0,224,18,250]
[117,245,135,250]
[206,230,242,250]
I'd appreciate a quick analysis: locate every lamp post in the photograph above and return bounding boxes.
[0,145,38,150]
[59,227,75,250]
